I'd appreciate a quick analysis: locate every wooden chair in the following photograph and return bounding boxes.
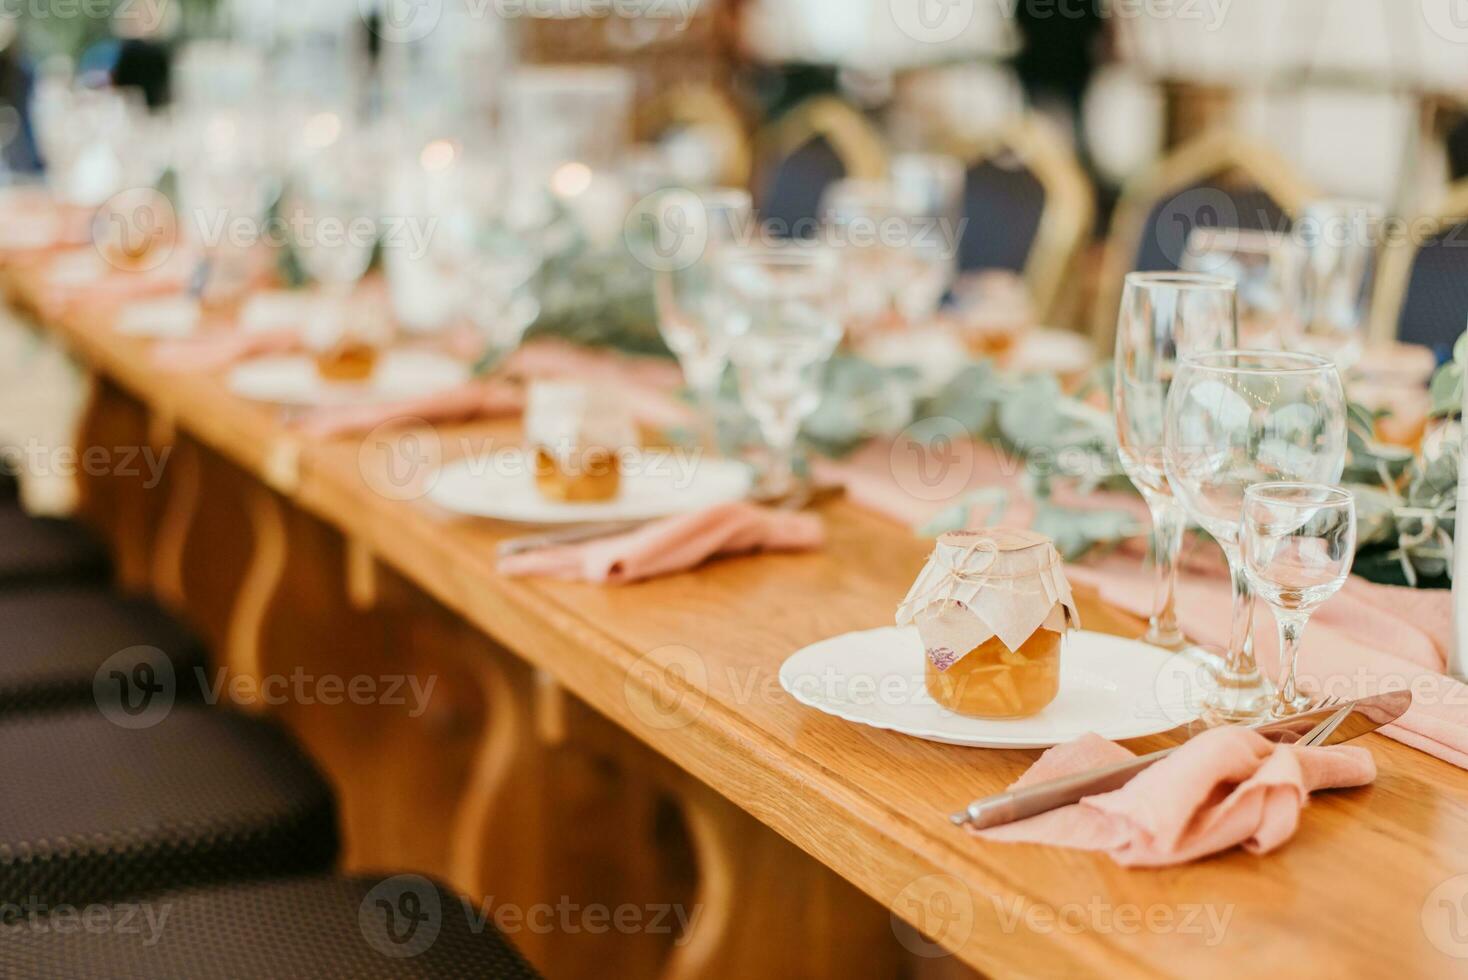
[1091,127,1316,350]
[752,95,889,234]
[638,83,752,188]
[945,116,1095,326]
[1370,179,1468,352]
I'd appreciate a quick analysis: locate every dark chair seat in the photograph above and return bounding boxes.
[0,504,110,589]
[0,874,540,978]
[0,703,338,913]
[0,587,206,712]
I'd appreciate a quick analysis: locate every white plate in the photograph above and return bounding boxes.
[427,449,753,524]
[227,350,469,407]
[779,626,1197,748]
[116,296,201,339]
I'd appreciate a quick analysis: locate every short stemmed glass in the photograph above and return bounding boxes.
[1114,273,1238,650]
[721,245,843,497]
[1164,351,1347,722]
[650,188,754,447]
[1241,483,1357,717]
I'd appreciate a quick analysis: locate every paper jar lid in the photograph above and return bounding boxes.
[896,528,1080,663]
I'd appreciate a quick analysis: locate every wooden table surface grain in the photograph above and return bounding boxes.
[9,268,1468,979]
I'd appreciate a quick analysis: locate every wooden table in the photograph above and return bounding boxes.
[7,266,1468,979]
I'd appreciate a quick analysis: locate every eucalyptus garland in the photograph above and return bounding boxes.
[504,217,1463,588]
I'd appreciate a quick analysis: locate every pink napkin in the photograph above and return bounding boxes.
[1067,554,1468,769]
[152,328,302,372]
[812,435,1149,530]
[975,727,1376,866]
[498,502,824,585]
[294,379,526,439]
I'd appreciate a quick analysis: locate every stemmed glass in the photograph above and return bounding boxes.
[1164,351,1348,721]
[650,188,754,448]
[721,245,843,497]
[1287,199,1380,371]
[1180,227,1294,349]
[1114,273,1238,650]
[173,106,278,305]
[1242,483,1357,717]
[466,231,543,372]
[284,115,384,377]
[820,153,963,336]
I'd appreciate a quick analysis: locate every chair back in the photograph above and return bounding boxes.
[1371,181,1468,353]
[1092,127,1315,348]
[948,117,1093,325]
[753,96,888,234]
[638,83,752,188]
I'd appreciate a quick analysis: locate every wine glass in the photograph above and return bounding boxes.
[722,245,842,497]
[284,114,384,375]
[173,103,279,305]
[1180,227,1295,349]
[650,187,753,448]
[1242,483,1357,717]
[820,155,962,336]
[887,152,965,322]
[466,231,543,372]
[1114,273,1238,651]
[1287,199,1380,371]
[1164,351,1348,722]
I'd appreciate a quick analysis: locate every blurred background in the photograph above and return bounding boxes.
[5,0,1468,363]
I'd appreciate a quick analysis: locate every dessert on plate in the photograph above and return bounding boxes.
[526,382,638,503]
[896,528,1079,719]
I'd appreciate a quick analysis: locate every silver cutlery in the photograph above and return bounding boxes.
[949,690,1412,831]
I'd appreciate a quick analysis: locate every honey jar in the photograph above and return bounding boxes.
[305,292,394,383]
[314,340,380,382]
[525,382,638,503]
[896,529,1079,719]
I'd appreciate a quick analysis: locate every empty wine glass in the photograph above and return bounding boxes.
[1287,199,1380,371]
[821,154,962,336]
[722,245,842,496]
[173,104,279,305]
[1180,227,1295,349]
[1242,483,1357,717]
[466,231,543,372]
[649,187,754,447]
[284,114,384,377]
[1114,273,1238,651]
[1164,351,1347,721]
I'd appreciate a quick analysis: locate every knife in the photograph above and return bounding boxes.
[949,690,1412,830]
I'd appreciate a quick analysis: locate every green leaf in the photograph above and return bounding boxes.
[1031,504,1143,561]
